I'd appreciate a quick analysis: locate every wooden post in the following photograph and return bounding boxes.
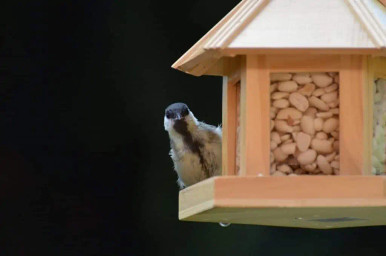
[221,57,241,176]
[222,77,237,176]
[340,55,367,175]
[240,55,270,176]
[364,56,375,175]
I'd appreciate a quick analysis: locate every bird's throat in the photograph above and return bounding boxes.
[172,120,209,178]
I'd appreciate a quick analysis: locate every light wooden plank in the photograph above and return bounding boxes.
[171,0,248,72]
[172,0,386,76]
[171,0,268,77]
[179,176,386,229]
[346,0,386,47]
[340,55,367,175]
[222,79,237,176]
[240,55,270,176]
[384,177,386,196]
[205,56,241,78]
[214,176,385,200]
[239,57,247,176]
[179,178,214,219]
[214,198,386,208]
[266,54,341,72]
[204,0,269,49]
[235,84,241,175]
[174,49,222,77]
[224,56,241,85]
[221,57,241,176]
[222,48,383,56]
[185,206,386,229]
[364,56,374,175]
[229,0,376,49]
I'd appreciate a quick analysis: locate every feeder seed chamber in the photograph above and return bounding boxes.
[172,0,386,229]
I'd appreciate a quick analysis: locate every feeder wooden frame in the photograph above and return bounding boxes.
[179,176,386,229]
[223,54,369,176]
[182,54,386,229]
[173,0,386,228]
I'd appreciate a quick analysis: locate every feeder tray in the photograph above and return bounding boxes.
[179,176,386,229]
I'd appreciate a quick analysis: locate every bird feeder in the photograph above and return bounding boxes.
[172,0,386,229]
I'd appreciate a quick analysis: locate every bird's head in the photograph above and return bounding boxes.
[164,102,198,133]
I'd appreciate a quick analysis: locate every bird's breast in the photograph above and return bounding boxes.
[173,151,205,186]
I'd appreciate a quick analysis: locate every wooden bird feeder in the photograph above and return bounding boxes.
[172,0,386,229]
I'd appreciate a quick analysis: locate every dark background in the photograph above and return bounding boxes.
[0,0,385,255]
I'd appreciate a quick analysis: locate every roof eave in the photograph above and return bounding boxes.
[172,49,223,77]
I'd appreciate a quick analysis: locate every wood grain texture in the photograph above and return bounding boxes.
[266,54,341,72]
[222,48,383,56]
[230,0,376,49]
[221,58,241,176]
[179,178,214,220]
[364,56,374,175]
[172,0,386,76]
[185,206,386,229]
[384,176,386,196]
[235,84,241,175]
[346,0,386,47]
[222,79,238,176]
[179,176,386,228]
[171,0,248,74]
[204,0,269,49]
[340,55,366,175]
[205,56,241,78]
[240,55,270,176]
[214,176,385,200]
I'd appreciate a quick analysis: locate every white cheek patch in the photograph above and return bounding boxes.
[164,116,172,131]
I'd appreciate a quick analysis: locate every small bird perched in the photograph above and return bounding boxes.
[164,103,222,189]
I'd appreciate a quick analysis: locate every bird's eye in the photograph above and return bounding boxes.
[182,108,189,117]
[166,113,171,119]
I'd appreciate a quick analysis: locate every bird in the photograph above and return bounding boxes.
[164,103,222,189]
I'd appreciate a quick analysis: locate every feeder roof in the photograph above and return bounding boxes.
[172,0,386,76]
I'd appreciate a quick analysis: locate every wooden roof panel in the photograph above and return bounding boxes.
[173,0,386,76]
[229,0,376,48]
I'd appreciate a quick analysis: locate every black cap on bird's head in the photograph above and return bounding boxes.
[165,102,190,120]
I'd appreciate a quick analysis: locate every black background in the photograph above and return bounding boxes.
[1,0,385,255]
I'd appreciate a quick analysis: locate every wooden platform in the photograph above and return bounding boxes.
[179,176,386,229]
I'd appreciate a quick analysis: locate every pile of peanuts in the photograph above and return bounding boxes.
[270,72,340,176]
